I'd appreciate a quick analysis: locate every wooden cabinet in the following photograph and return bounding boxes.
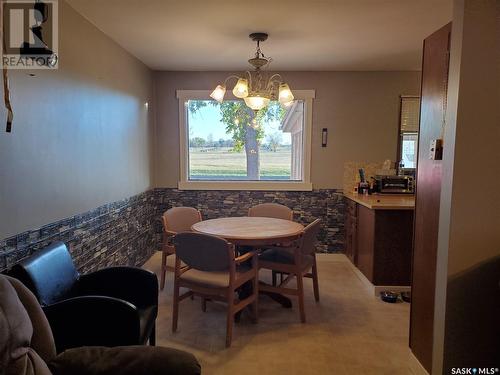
[358,205,413,285]
[344,196,414,286]
[344,198,358,265]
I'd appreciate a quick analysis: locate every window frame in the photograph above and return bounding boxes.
[176,89,315,191]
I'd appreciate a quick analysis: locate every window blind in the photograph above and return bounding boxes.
[400,96,420,132]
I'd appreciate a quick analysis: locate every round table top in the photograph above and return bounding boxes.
[191,217,304,245]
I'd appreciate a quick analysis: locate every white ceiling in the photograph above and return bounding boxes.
[67,0,452,71]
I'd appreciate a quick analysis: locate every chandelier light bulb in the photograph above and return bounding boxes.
[244,95,270,111]
[232,78,249,98]
[278,83,294,105]
[210,85,226,103]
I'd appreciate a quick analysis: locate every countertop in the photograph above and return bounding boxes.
[344,192,415,210]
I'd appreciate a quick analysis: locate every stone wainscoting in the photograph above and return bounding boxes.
[0,188,345,273]
[0,191,159,273]
[152,188,345,253]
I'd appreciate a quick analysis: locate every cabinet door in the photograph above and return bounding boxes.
[350,220,358,265]
[356,205,375,282]
[344,200,358,264]
[345,214,354,262]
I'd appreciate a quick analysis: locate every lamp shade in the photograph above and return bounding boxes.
[278,83,294,105]
[244,94,270,111]
[210,85,226,103]
[232,78,249,98]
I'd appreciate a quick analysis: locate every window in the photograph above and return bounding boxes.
[401,132,418,169]
[398,96,420,170]
[177,90,314,191]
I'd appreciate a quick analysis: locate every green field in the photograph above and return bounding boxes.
[189,147,291,179]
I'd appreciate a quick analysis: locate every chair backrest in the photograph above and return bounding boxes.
[8,242,79,306]
[172,232,233,272]
[248,203,293,221]
[163,207,202,234]
[300,219,322,256]
[0,275,57,374]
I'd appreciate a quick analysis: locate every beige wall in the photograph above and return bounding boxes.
[432,0,500,372]
[154,71,421,189]
[0,1,154,239]
[444,0,500,277]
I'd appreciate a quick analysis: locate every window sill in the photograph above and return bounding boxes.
[178,180,313,191]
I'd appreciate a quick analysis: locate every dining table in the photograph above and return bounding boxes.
[191,216,305,310]
[191,216,304,246]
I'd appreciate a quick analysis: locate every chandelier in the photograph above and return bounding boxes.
[210,33,294,111]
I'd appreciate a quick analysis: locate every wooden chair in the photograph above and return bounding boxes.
[249,203,294,283]
[258,219,322,323]
[248,203,293,221]
[160,207,202,290]
[171,232,259,347]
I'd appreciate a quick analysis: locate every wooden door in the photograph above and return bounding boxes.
[409,23,452,372]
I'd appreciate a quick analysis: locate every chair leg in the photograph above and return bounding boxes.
[272,270,277,286]
[160,252,167,291]
[251,275,259,324]
[296,272,306,323]
[226,291,235,347]
[201,298,207,312]
[312,258,320,302]
[172,279,180,333]
[149,322,156,346]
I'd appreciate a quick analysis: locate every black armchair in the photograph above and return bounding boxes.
[1,274,201,375]
[9,241,158,353]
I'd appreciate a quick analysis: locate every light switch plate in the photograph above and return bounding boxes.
[429,139,443,160]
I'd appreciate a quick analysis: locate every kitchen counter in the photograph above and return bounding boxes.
[344,192,415,210]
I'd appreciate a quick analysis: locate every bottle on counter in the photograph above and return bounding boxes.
[358,168,369,194]
[398,161,405,176]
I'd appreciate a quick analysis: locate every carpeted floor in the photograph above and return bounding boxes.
[143,252,413,374]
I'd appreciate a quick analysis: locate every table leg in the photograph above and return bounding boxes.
[233,245,293,323]
[259,282,293,308]
[235,280,292,322]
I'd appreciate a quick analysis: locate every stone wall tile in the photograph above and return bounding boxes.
[153,188,345,253]
[0,191,158,273]
[1,188,346,273]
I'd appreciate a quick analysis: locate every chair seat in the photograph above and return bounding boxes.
[179,266,250,288]
[165,255,186,269]
[259,248,314,270]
